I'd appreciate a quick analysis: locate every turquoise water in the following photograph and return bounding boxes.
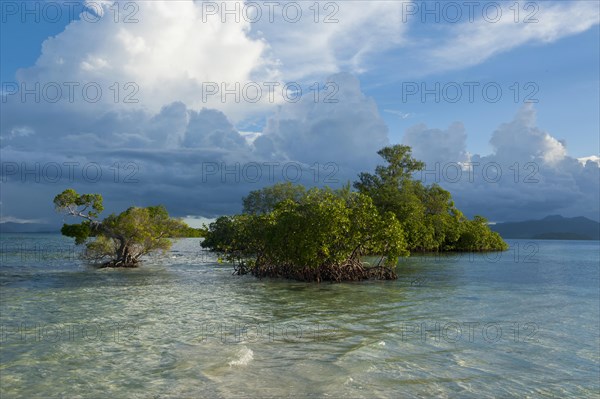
[1,234,598,398]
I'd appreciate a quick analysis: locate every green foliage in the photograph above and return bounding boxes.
[84,235,117,262]
[354,145,425,195]
[53,189,104,219]
[203,145,506,281]
[60,222,94,245]
[354,145,508,252]
[54,189,192,267]
[178,226,205,238]
[242,182,306,214]
[203,187,407,281]
[53,143,507,275]
[455,216,509,251]
[201,216,238,253]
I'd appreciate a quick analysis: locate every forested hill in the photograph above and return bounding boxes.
[490,215,600,240]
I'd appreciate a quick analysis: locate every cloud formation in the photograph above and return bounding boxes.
[1,0,598,227]
[403,104,599,222]
[403,121,470,166]
[9,0,412,122]
[412,1,600,76]
[1,72,391,225]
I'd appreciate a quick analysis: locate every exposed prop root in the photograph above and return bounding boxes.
[97,258,139,268]
[234,257,397,282]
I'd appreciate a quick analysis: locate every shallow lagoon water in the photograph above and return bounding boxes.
[1,234,598,398]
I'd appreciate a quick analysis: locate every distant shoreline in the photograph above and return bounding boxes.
[1,231,597,242]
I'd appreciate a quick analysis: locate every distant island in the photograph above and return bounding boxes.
[491,215,600,240]
[0,222,55,234]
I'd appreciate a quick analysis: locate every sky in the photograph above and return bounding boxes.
[0,0,599,228]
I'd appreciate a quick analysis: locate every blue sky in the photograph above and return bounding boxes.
[1,0,599,226]
[371,25,600,157]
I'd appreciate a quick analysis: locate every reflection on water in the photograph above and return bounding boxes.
[1,234,599,398]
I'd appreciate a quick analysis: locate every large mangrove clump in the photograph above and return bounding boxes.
[203,188,407,282]
[202,145,508,282]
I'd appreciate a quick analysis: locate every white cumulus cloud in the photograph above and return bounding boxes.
[402,105,599,221]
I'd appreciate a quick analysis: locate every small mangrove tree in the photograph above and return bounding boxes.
[54,189,193,267]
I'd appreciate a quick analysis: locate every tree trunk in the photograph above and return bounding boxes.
[100,240,139,268]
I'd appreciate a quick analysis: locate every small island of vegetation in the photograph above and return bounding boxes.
[201,145,508,282]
